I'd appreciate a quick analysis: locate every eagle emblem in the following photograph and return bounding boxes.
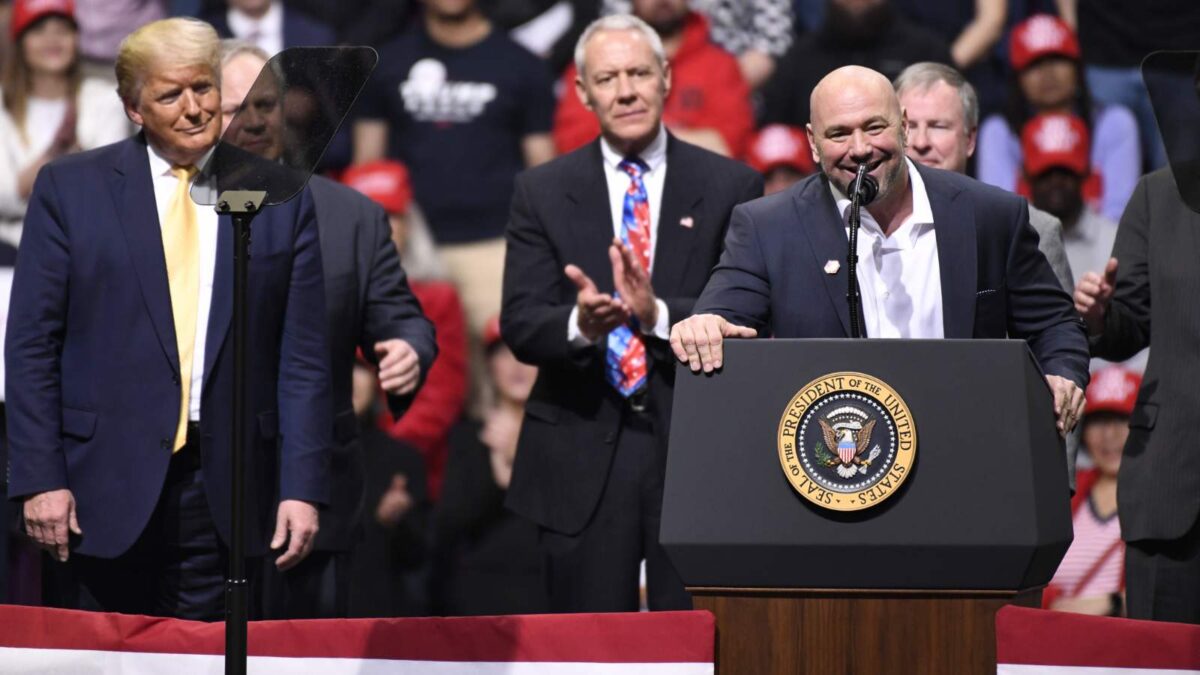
[818,409,882,478]
[778,372,916,511]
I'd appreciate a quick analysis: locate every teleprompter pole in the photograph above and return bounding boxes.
[216,191,266,675]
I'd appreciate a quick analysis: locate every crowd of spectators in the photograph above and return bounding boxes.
[2,0,1195,619]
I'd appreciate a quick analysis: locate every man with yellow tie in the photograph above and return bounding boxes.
[5,18,332,619]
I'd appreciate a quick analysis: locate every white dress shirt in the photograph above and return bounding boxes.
[147,144,218,421]
[567,126,671,344]
[831,158,943,339]
[228,1,284,57]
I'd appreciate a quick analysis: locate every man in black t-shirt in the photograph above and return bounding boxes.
[760,0,951,128]
[354,0,556,367]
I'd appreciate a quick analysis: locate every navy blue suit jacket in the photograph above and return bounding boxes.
[694,165,1090,388]
[5,135,333,558]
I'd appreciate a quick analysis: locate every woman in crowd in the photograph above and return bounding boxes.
[976,14,1138,222]
[0,0,129,246]
[1045,366,1140,616]
[430,317,549,616]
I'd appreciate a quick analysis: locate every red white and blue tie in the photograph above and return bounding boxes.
[607,157,652,397]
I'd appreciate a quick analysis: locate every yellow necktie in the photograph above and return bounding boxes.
[164,166,200,452]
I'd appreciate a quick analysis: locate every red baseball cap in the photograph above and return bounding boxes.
[1021,113,1090,178]
[10,0,75,41]
[341,160,412,215]
[1084,367,1141,417]
[482,315,503,350]
[745,125,815,176]
[1009,14,1080,72]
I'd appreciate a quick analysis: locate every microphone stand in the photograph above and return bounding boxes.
[847,165,869,339]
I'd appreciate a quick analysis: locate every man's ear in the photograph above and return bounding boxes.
[575,75,594,112]
[662,63,672,98]
[806,123,819,166]
[965,127,978,159]
[124,100,143,128]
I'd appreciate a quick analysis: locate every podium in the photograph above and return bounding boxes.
[661,339,1073,675]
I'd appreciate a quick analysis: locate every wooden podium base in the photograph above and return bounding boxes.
[691,587,1042,675]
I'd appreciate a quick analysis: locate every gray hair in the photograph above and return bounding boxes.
[573,14,667,77]
[219,39,270,68]
[893,62,980,130]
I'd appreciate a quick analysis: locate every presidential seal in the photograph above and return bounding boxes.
[777,372,916,512]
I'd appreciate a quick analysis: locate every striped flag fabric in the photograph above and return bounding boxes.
[997,606,1200,674]
[0,604,714,674]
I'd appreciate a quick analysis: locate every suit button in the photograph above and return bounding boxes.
[604,432,617,444]
[160,438,172,449]
[172,374,180,385]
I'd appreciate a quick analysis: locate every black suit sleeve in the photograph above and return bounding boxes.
[691,199,774,335]
[1092,175,1151,361]
[359,205,437,418]
[658,171,764,332]
[1004,199,1091,389]
[501,174,592,370]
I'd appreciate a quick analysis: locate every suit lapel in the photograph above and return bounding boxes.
[111,135,180,373]
[796,176,852,336]
[922,166,977,339]
[566,141,621,293]
[652,136,702,294]
[203,213,233,390]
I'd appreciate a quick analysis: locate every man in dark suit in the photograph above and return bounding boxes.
[1074,168,1200,624]
[671,65,1089,434]
[219,41,437,618]
[501,14,762,612]
[7,18,331,620]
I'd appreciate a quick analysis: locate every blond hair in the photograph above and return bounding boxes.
[115,18,220,106]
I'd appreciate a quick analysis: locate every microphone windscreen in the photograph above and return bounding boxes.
[859,174,879,205]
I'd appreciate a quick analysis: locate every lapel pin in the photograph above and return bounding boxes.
[824,260,841,275]
[680,216,694,229]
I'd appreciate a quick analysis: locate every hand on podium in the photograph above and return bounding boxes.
[1046,374,1086,435]
[670,314,757,372]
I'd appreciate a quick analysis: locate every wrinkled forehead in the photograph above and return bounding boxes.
[898,81,963,124]
[583,29,659,73]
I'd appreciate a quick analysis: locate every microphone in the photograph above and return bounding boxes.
[845,163,876,338]
[852,167,879,206]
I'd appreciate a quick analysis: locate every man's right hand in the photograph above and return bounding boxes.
[670,314,757,373]
[565,264,630,342]
[23,489,81,562]
[1074,257,1118,335]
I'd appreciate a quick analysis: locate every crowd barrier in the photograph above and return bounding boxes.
[0,604,714,674]
[997,606,1200,674]
[5,602,1200,673]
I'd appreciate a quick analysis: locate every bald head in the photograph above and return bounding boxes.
[810,66,901,130]
[806,65,909,216]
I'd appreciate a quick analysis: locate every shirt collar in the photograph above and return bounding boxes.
[600,125,668,175]
[228,1,282,38]
[146,141,215,183]
[831,158,935,248]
